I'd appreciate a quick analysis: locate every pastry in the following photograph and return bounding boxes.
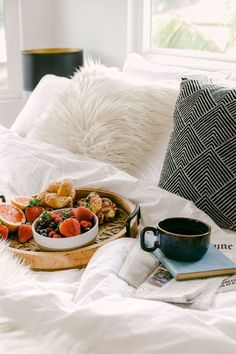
[46,181,61,193]
[101,198,116,220]
[77,192,117,224]
[44,193,73,209]
[57,179,76,199]
[36,178,75,209]
[88,192,103,214]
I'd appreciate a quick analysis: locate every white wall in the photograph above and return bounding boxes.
[20,0,137,68]
[21,0,58,49]
[0,0,138,128]
[0,0,58,128]
[54,0,137,68]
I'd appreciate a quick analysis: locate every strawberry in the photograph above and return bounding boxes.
[54,216,63,223]
[59,217,81,237]
[53,234,62,238]
[70,209,77,218]
[0,224,9,240]
[87,221,92,228]
[80,220,92,229]
[74,207,94,222]
[49,211,58,220]
[25,206,44,223]
[18,224,33,243]
[48,231,56,238]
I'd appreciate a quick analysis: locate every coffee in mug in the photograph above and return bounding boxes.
[140,217,211,261]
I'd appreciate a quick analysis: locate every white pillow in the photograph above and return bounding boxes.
[27,64,178,177]
[10,74,70,137]
[123,53,232,84]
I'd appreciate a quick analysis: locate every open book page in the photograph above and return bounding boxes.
[135,264,226,309]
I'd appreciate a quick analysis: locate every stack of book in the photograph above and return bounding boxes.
[153,244,236,281]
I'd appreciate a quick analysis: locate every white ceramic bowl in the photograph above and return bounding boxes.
[32,208,98,251]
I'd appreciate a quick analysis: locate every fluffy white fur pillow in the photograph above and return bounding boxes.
[28,64,177,176]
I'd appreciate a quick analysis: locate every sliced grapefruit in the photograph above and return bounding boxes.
[0,204,26,232]
[11,196,32,210]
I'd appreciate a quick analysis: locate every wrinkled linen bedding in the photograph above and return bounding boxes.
[0,125,236,354]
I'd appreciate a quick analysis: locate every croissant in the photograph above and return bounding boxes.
[46,181,61,193]
[57,179,76,199]
[44,193,73,209]
[37,191,48,206]
[36,178,76,209]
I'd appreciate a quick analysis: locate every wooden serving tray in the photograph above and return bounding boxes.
[8,189,140,271]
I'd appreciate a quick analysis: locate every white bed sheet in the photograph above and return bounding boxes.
[0,125,236,353]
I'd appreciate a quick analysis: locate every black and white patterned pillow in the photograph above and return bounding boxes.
[159,79,236,230]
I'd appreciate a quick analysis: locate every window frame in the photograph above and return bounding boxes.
[138,0,236,72]
[0,0,22,100]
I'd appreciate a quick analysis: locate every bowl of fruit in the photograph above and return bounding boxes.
[32,206,98,251]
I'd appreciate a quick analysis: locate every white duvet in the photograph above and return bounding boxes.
[0,125,236,354]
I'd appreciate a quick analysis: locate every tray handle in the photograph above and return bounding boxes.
[126,204,141,237]
[0,195,6,203]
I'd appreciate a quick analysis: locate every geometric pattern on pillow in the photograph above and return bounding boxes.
[159,79,236,230]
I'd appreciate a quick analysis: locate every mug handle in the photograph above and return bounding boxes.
[140,226,159,252]
[0,195,6,203]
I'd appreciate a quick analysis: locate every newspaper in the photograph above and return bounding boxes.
[135,264,231,310]
[118,240,236,310]
[218,274,236,293]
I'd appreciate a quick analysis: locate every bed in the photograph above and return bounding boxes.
[0,55,235,353]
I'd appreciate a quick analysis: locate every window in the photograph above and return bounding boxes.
[0,0,7,89]
[0,0,22,99]
[141,0,236,70]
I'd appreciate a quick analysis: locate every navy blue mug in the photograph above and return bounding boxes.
[140,217,211,261]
